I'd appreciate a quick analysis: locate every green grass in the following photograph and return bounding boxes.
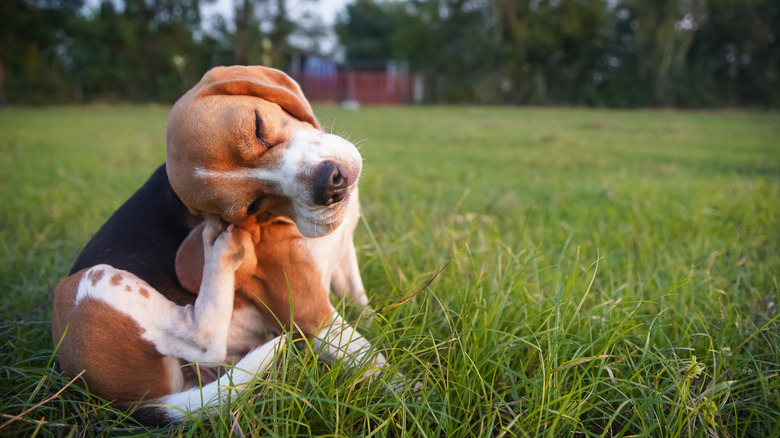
[1,105,778,436]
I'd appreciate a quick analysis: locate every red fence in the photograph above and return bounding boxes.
[291,72,416,105]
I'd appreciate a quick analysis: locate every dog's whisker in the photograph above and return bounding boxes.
[353,138,369,153]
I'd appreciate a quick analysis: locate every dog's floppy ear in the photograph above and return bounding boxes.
[199,66,321,130]
[175,223,205,294]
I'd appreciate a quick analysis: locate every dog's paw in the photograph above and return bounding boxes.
[202,221,255,272]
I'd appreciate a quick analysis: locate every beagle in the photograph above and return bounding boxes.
[52,66,390,425]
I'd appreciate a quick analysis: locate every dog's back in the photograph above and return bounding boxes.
[71,164,197,304]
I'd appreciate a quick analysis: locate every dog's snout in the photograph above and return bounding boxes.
[313,161,349,206]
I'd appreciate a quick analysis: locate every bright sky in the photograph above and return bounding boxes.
[201,0,351,26]
[201,0,351,54]
[82,0,352,55]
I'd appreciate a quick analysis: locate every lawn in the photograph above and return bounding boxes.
[0,105,778,436]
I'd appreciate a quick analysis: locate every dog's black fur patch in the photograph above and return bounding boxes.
[71,164,197,304]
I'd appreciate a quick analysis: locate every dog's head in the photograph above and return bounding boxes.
[166,65,362,238]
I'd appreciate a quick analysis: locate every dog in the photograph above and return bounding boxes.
[52,66,392,425]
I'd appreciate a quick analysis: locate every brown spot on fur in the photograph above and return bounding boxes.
[52,272,175,403]
[125,285,132,292]
[110,274,123,286]
[138,287,150,298]
[87,269,104,286]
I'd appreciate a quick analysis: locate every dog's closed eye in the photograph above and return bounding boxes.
[254,110,270,149]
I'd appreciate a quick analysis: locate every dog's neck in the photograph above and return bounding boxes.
[235,219,334,335]
[175,215,334,335]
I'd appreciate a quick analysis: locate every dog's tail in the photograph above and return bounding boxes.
[131,336,284,426]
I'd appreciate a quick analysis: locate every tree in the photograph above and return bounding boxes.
[493,0,610,104]
[685,0,780,106]
[336,0,502,102]
[335,0,410,61]
[0,0,85,104]
[1,0,777,106]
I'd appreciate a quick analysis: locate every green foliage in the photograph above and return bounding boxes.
[0,0,86,105]
[1,105,778,436]
[336,0,780,107]
[3,0,779,106]
[335,0,413,61]
[0,0,302,105]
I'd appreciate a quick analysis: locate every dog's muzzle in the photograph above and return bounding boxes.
[313,161,349,206]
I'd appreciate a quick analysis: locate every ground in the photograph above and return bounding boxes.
[0,105,778,436]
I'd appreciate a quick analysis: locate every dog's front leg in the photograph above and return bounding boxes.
[159,220,254,364]
[312,317,387,381]
[312,317,423,396]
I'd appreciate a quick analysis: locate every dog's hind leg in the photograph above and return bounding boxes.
[52,221,256,406]
[155,220,255,363]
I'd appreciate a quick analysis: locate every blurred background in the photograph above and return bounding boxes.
[1,0,777,107]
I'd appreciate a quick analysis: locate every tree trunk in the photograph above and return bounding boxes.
[233,0,251,64]
[138,1,158,99]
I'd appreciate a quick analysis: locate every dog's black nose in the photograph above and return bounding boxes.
[313,161,349,206]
